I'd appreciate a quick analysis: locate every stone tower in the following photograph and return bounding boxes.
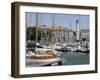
[76,19,80,41]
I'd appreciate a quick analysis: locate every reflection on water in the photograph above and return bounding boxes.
[60,52,89,65]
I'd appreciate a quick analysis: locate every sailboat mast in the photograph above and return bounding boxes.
[52,14,55,44]
[26,13,28,41]
[36,13,39,45]
[34,13,39,54]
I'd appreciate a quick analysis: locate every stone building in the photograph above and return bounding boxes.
[80,29,89,42]
[40,25,76,44]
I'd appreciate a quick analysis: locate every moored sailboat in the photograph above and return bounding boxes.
[26,13,61,66]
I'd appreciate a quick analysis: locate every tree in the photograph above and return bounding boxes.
[26,26,41,41]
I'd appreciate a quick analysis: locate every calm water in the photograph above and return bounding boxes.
[60,52,89,65]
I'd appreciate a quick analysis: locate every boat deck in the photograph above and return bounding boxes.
[26,58,65,67]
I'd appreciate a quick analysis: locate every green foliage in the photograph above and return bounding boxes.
[26,27,52,41]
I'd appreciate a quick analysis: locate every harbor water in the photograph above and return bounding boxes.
[60,52,89,65]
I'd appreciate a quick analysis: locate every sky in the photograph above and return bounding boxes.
[26,12,90,31]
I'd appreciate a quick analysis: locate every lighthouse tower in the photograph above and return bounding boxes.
[76,19,80,41]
